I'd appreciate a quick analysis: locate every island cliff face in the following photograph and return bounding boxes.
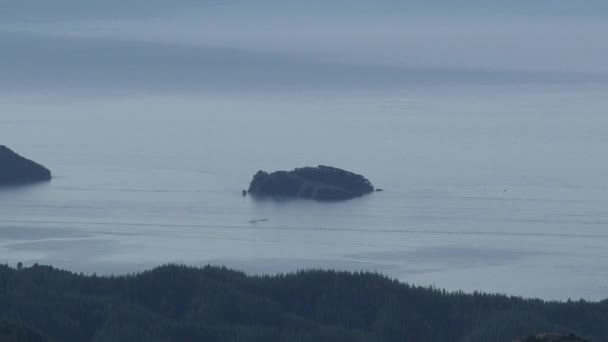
[247,165,374,201]
[0,146,51,185]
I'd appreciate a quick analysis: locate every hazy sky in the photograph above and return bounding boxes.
[2,0,608,20]
[1,0,607,93]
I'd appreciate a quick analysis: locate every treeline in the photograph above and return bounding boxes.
[0,264,607,342]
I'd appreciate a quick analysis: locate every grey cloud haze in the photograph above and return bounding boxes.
[1,0,607,94]
[2,0,608,21]
[2,30,606,94]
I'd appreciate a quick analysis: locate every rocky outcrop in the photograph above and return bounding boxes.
[0,146,51,185]
[247,165,374,201]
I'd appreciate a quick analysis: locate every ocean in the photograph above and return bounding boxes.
[1,1,607,300]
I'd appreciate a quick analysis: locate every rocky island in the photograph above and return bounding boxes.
[247,165,374,201]
[0,145,52,185]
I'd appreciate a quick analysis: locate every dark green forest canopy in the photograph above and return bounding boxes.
[0,321,49,342]
[0,264,606,342]
[515,333,590,341]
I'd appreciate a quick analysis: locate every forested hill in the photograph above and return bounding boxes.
[0,264,606,342]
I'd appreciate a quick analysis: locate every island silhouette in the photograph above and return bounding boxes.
[0,145,51,185]
[247,165,374,201]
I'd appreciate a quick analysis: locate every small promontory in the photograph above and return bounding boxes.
[0,146,52,185]
[247,165,374,201]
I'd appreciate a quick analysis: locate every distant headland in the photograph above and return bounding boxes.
[0,145,52,185]
[247,165,375,201]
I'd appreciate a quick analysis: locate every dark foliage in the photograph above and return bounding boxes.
[0,264,606,342]
[248,165,374,200]
[0,146,51,185]
[0,321,50,342]
[515,333,590,341]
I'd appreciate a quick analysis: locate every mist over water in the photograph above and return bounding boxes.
[1,1,607,300]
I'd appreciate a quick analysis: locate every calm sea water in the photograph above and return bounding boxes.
[2,1,608,300]
[1,83,607,301]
